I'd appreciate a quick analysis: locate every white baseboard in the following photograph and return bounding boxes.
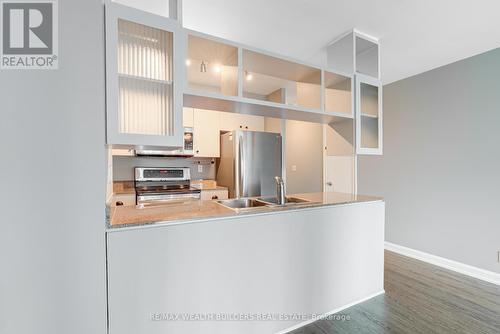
[385,242,500,286]
[277,290,385,334]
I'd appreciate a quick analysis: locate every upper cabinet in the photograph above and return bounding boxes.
[187,34,239,97]
[193,109,220,157]
[105,3,382,157]
[105,1,186,148]
[356,74,382,155]
[182,107,194,127]
[219,112,264,132]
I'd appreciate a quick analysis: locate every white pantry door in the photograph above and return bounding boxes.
[324,155,354,194]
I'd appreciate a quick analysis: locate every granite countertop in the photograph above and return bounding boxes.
[190,180,228,191]
[107,192,382,229]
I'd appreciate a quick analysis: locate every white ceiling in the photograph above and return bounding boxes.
[182,0,500,84]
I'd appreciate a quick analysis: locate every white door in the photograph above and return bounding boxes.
[193,109,220,157]
[324,155,354,194]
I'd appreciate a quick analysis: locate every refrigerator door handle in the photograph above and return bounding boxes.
[238,133,245,197]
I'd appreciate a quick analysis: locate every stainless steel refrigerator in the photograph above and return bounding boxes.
[217,130,282,198]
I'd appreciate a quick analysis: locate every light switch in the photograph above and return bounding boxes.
[198,165,203,173]
[291,165,297,172]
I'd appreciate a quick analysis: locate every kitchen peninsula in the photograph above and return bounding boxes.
[104,1,385,333]
[106,193,385,334]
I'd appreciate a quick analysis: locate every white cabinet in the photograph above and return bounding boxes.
[356,74,382,155]
[183,107,194,127]
[193,109,220,157]
[219,112,264,132]
[110,193,136,207]
[200,189,228,201]
[105,1,186,147]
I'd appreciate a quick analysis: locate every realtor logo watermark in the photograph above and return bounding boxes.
[1,0,58,69]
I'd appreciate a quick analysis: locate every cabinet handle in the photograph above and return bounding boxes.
[239,125,242,128]
[211,195,219,200]
[196,150,199,153]
[116,201,124,206]
[245,126,248,129]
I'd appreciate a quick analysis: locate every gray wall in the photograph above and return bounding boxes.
[286,120,324,194]
[358,48,500,273]
[113,156,216,180]
[0,0,107,333]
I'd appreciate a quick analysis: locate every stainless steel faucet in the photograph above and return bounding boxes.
[275,176,286,205]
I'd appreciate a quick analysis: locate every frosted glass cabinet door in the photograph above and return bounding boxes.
[356,74,382,155]
[105,0,186,147]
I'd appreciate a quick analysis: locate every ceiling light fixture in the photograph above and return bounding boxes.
[185,59,191,66]
[213,64,221,73]
[200,61,207,73]
[245,70,253,81]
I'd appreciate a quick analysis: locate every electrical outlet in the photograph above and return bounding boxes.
[291,165,297,172]
[198,165,203,173]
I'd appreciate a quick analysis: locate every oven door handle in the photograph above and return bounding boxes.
[137,193,201,205]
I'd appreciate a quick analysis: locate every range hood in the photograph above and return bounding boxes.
[135,149,194,158]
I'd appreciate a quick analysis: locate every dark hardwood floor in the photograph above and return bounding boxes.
[291,250,500,334]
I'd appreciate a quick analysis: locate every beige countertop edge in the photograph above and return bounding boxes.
[191,185,228,191]
[106,195,383,232]
[112,190,136,195]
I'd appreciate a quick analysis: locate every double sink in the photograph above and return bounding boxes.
[216,196,314,212]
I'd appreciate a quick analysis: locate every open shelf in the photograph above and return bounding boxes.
[243,49,322,110]
[355,36,379,78]
[183,90,350,124]
[187,34,238,96]
[327,30,379,79]
[118,73,172,85]
[324,71,352,116]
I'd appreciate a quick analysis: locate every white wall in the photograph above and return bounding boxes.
[113,156,216,180]
[0,0,107,333]
[358,48,500,273]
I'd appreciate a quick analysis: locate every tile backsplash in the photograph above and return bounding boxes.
[113,156,216,181]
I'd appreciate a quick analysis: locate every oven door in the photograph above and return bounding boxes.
[136,192,201,207]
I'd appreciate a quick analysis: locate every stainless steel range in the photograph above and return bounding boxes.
[134,167,200,206]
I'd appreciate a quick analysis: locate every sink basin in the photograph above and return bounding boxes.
[216,198,268,211]
[257,196,311,206]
